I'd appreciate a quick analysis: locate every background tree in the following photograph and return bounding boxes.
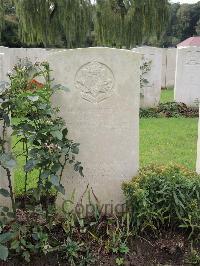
[196,19,200,35]
[94,0,169,48]
[13,0,169,48]
[1,0,200,48]
[14,0,92,48]
[1,0,21,47]
[157,2,200,47]
[0,0,4,38]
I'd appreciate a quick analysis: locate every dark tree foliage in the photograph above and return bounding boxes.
[3,0,169,48]
[95,0,169,48]
[158,2,200,47]
[14,0,92,48]
[4,0,200,48]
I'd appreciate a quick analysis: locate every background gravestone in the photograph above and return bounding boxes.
[132,46,162,108]
[0,53,5,81]
[0,47,27,81]
[0,47,54,82]
[48,47,140,208]
[162,48,177,89]
[175,47,200,106]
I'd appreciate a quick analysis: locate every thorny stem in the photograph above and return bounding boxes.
[2,121,16,217]
[59,154,68,183]
[4,166,16,216]
[37,168,42,195]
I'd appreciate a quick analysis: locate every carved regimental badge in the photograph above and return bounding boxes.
[75,61,115,103]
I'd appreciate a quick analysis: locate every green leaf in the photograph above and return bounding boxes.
[74,162,81,172]
[0,189,10,198]
[2,114,10,127]
[51,163,61,173]
[0,244,8,261]
[50,175,60,187]
[2,207,9,212]
[57,184,65,195]
[72,144,80,155]
[52,84,70,92]
[24,159,37,172]
[62,128,68,138]
[10,240,19,250]
[51,130,63,140]
[79,166,84,177]
[0,154,16,169]
[27,95,39,102]
[23,251,30,262]
[0,232,15,244]
[7,212,15,219]
[0,81,9,89]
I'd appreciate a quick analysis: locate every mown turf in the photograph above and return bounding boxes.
[140,118,198,169]
[12,136,39,196]
[160,88,174,103]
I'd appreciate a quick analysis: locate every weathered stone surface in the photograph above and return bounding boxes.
[175,47,200,106]
[132,46,162,108]
[48,47,140,209]
[26,48,56,63]
[0,53,5,81]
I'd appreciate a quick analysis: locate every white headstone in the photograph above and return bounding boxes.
[26,48,55,63]
[175,47,200,106]
[162,48,167,88]
[48,47,140,210]
[0,53,5,81]
[166,48,177,88]
[132,46,162,108]
[0,47,27,81]
[0,47,60,82]
[162,48,177,89]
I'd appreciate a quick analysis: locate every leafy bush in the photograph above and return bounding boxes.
[0,59,84,261]
[0,59,83,213]
[122,164,200,237]
[140,102,199,118]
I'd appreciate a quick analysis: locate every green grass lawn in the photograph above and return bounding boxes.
[160,88,174,103]
[140,117,198,169]
[12,136,39,196]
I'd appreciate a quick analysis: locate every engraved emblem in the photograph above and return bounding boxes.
[75,61,115,103]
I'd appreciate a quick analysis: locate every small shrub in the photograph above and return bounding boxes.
[122,164,200,237]
[140,102,199,118]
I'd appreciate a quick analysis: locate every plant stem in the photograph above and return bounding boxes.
[2,121,16,217]
[59,155,68,183]
[24,139,29,194]
[5,167,16,217]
